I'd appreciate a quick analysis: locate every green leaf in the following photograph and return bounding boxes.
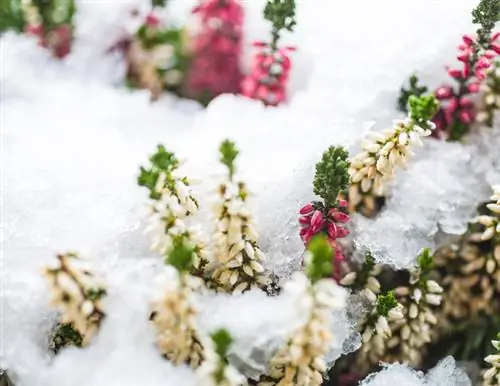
[376,291,398,317]
[211,328,233,359]
[219,140,239,180]
[306,235,333,283]
[85,287,106,301]
[417,248,434,275]
[152,0,167,7]
[263,0,296,48]
[472,0,500,47]
[138,144,178,199]
[397,75,429,113]
[351,251,377,291]
[49,322,83,354]
[313,146,350,208]
[166,237,195,273]
[408,94,439,123]
[0,0,25,34]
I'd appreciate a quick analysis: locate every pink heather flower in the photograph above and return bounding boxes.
[432,32,500,138]
[242,42,295,106]
[447,67,463,79]
[462,34,475,46]
[145,12,160,27]
[435,86,453,99]
[299,202,351,280]
[184,0,244,101]
[467,83,480,93]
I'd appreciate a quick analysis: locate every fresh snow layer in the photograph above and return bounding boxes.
[2,0,498,384]
[360,357,471,386]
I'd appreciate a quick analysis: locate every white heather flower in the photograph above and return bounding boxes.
[484,337,500,385]
[339,272,357,286]
[212,180,268,292]
[348,115,434,214]
[260,275,344,386]
[152,267,204,368]
[43,253,106,347]
[426,280,443,294]
[145,171,209,277]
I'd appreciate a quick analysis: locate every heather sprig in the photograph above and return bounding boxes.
[139,145,207,279]
[212,140,268,293]
[151,238,205,368]
[242,0,296,106]
[43,252,107,347]
[348,94,437,217]
[299,147,351,280]
[260,237,344,386]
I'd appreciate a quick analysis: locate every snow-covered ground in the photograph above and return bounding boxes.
[2,0,499,384]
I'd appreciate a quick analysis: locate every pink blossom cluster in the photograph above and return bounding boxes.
[26,23,73,58]
[299,200,350,280]
[185,0,244,101]
[433,33,500,137]
[242,42,295,106]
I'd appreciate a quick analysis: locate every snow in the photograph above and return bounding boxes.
[1,0,497,384]
[360,357,471,386]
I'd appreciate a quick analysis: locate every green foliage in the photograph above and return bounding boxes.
[151,0,167,7]
[417,248,434,276]
[219,139,239,180]
[408,94,439,124]
[32,0,75,30]
[472,0,500,47]
[313,146,350,208]
[448,119,470,141]
[49,322,83,354]
[398,75,429,113]
[263,0,296,49]
[210,329,233,383]
[351,251,376,291]
[85,287,107,301]
[138,145,178,199]
[211,328,233,359]
[166,236,195,273]
[306,235,333,283]
[376,291,398,317]
[0,0,24,34]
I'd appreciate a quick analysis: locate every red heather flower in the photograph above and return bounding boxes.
[242,42,295,106]
[184,0,244,102]
[432,32,500,138]
[299,200,350,280]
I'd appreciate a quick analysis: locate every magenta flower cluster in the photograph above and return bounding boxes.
[299,200,350,280]
[185,0,244,100]
[433,33,500,137]
[242,42,295,106]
